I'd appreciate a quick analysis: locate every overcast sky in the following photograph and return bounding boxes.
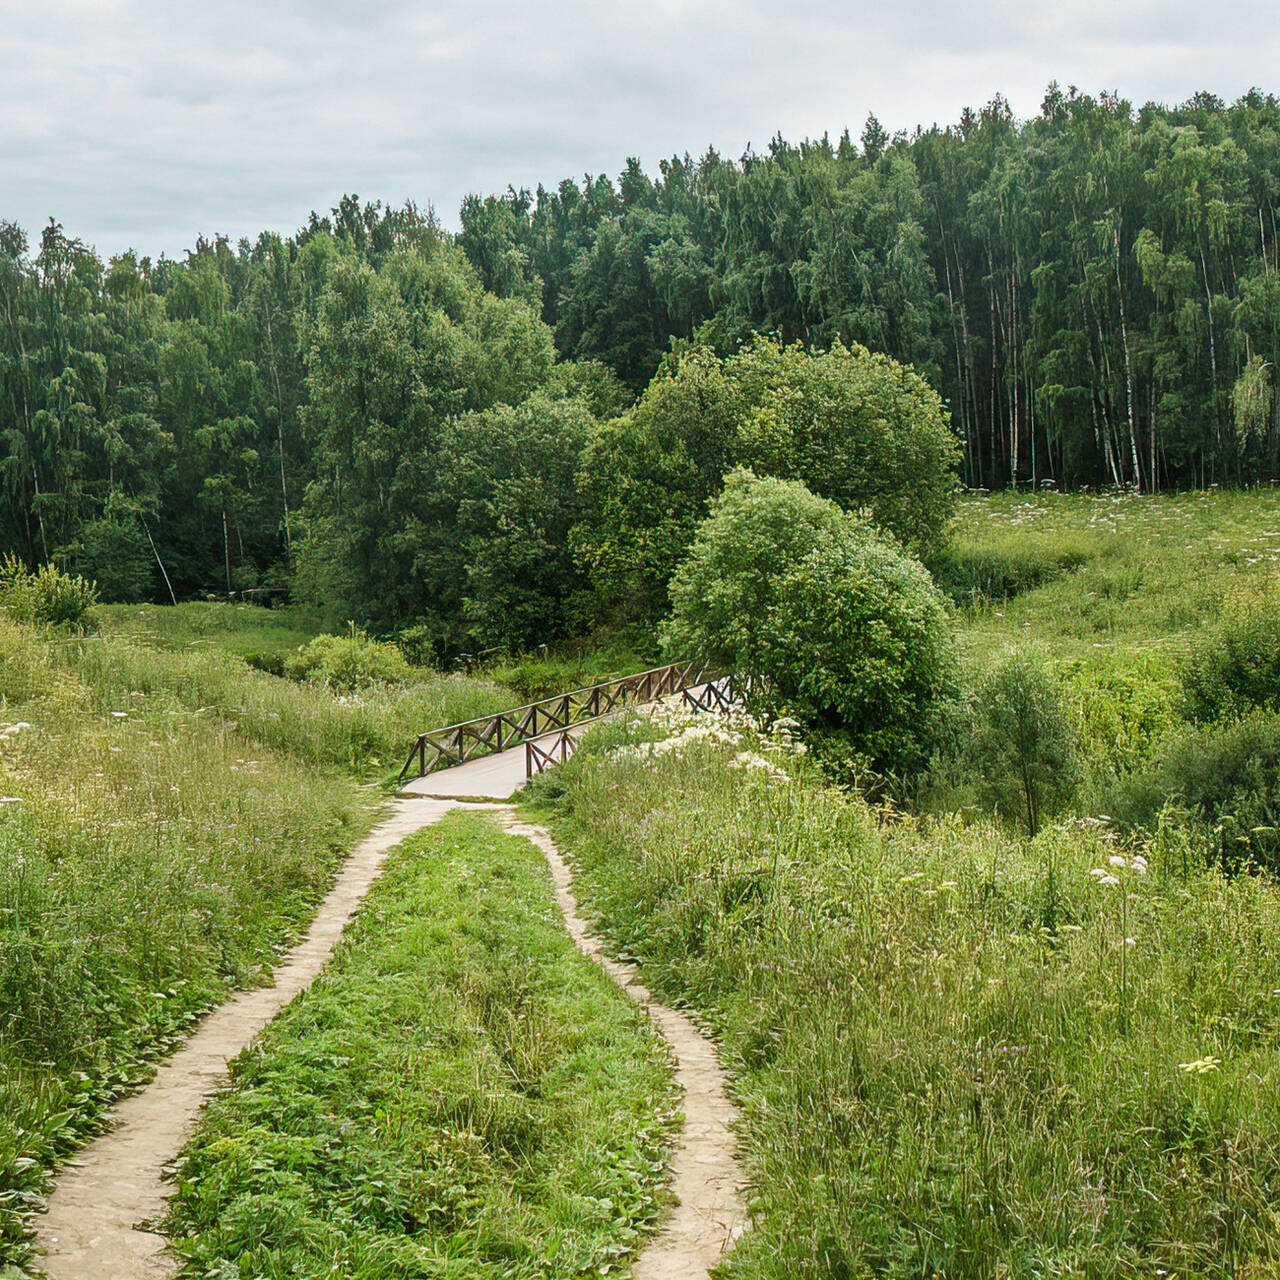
[4,0,1278,260]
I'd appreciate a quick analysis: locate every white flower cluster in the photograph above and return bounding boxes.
[609,699,802,785]
[611,718,744,762]
[726,751,791,782]
[1087,853,1147,888]
[0,721,33,742]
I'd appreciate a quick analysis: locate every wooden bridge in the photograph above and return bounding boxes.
[398,661,743,786]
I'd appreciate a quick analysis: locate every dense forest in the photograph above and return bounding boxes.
[463,85,1280,493]
[3,86,1280,643]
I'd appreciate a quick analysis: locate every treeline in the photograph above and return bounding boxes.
[460,85,1280,490]
[6,84,1280,640]
[0,199,954,651]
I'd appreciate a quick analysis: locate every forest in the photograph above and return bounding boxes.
[4,85,1280,651]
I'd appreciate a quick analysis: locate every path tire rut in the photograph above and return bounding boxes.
[31,799,745,1279]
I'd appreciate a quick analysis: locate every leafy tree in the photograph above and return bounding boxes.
[734,338,960,555]
[664,470,954,774]
[968,653,1079,836]
[663,469,848,678]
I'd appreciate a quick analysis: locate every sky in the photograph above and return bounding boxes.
[3,0,1279,260]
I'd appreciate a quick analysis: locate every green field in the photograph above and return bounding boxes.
[943,489,1280,662]
[10,491,1280,1276]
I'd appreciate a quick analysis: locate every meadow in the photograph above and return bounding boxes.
[539,705,1280,1276]
[90,604,513,778]
[0,613,374,1267]
[522,489,1280,1277]
[10,489,1280,1276]
[0,601,527,1269]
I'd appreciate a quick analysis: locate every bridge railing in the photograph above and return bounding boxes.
[398,660,705,784]
[524,672,748,779]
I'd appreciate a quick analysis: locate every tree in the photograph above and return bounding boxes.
[734,338,961,555]
[664,470,955,774]
[968,653,1079,836]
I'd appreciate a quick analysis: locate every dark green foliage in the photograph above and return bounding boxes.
[928,544,1091,603]
[1117,711,1280,873]
[574,337,959,629]
[735,339,960,557]
[1180,596,1280,721]
[73,514,153,603]
[665,471,955,774]
[663,470,849,677]
[967,653,1079,835]
[439,395,594,653]
[761,528,956,776]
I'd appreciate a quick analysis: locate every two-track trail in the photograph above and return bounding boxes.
[33,733,745,1279]
[499,814,745,1278]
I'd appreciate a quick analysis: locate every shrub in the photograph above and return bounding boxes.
[284,632,413,693]
[662,469,848,678]
[664,471,955,776]
[0,555,98,631]
[967,653,1079,836]
[1180,595,1280,722]
[1115,710,1280,874]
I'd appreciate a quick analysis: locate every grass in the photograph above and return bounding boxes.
[536,708,1280,1277]
[946,489,1280,666]
[165,811,679,1279]
[96,601,324,664]
[86,606,513,779]
[0,613,373,1269]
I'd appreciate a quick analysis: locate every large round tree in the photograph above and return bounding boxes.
[665,469,955,774]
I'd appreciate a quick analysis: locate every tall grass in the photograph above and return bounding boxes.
[166,812,679,1278]
[0,614,374,1268]
[72,625,511,777]
[948,489,1280,663]
[539,710,1280,1277]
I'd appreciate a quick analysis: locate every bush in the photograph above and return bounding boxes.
[1115,710,1280,874]
[664,471,955,775]
[663,470,848,678]
[735,337,961,558]
[1180,595,1280,721]
[0,555,98,631]
[284,632,413,693]
[928,544,1090,604]
[967,653,1079,835]
[74,516,153,603]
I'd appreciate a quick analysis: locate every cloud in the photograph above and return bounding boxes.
[2,0,1278,258]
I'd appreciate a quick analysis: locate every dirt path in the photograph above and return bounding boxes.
[499,814,746,1278]
[32,798,745,1279]
[31,797,466,1279]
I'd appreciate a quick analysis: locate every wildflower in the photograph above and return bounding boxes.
[1108,854,1127,868]
[1177,1056,1221,1075]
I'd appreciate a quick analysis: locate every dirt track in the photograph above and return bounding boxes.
[33,796,745,1278]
